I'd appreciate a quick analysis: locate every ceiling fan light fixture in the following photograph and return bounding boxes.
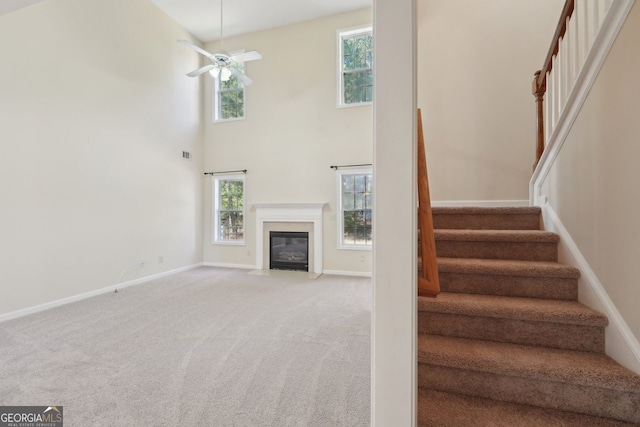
[220,67,232,82]
[209,67,221,78]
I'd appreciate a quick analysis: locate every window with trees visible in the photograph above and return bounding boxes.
[338,169,373,248]
[213,175,244,243]
[338,26,373,107]
[214,61,245,122]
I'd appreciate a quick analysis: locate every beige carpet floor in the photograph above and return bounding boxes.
[0,267,371,426]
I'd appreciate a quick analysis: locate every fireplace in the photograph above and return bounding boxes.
[254,203,325,274]
[270,231,309,272]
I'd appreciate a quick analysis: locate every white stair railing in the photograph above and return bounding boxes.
[532,0,621,170]
[530,0,635,205]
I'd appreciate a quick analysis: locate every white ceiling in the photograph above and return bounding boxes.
[0,0,371,43]
[0,0,45,16]
[150,0,372,42]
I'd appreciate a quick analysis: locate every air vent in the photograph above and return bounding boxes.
[182,151,191,160]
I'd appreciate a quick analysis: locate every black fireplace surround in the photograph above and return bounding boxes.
[269,231,309,272]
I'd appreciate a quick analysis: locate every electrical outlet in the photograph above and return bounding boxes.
[158,256,164,263]
[247,250,251,256]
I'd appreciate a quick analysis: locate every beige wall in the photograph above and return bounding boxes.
[0,0,203,316]
[542,3,640,339]
[202,9,373,274]
[417,0,562,201]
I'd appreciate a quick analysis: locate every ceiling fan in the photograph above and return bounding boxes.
[178,0,262,85]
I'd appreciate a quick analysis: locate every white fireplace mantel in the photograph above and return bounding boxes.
[253,203,326,274]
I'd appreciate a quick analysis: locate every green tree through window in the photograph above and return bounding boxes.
[216,178,244,241]
[341,172,373,246]
[215,62,245,121]
[340,28,373,105]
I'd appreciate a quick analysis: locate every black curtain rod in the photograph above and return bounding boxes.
[330,163,372,170]
[204,169,247,176]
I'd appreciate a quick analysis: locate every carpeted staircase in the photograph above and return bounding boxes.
[417,206,640,426]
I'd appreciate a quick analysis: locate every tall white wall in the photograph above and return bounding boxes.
[202,9,373,274]
[417,0,563,201]
[542,3,640,343]
[0,0,203,316]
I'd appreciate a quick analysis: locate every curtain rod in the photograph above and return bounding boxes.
[330,163,372,170]
[204,169,247,176]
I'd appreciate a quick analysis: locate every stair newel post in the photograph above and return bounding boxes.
[533,70,546,171]
[417,109,440,297]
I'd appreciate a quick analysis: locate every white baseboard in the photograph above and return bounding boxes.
[202,263,371,277]
[202,262,257,270]
[540,204,640,374]
[0,263,204,324]
[323,269,372,278]
[431,200,529,207]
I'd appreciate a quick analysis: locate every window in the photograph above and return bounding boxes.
[338,26,373,107]
[338,168,373,248]
[213,175,244,243]
[213,61,245,122]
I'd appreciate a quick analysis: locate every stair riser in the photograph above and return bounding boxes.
[418,389,639,427]
[419,312,605,353]
[439,272,578,300]
[435,240,558,262]
[418,364,640,424]
[433,214,540,231]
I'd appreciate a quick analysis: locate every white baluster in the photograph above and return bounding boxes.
[585,0,595,48]
[556,37,567,116]
[562,24,573,109]
[581,0,591,66]
[570,11,579,84]
[552,59,559,128]
[564,18,573,92]
[548,67,554,132]
[545,73,551,141]
[599,0,611,27]
[593,0,601,41]
[556,44,564,118]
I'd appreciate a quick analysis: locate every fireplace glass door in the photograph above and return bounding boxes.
[269,231,309,272]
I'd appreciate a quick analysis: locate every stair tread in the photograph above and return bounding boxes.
[418,292,607,326]
[435,229,559,243]
[432,206,542,216]
[418,389,635,427]
[418,334,640,393]
[437,257,580,279]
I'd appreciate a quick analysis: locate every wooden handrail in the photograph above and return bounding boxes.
[533,0,575,170]
[536,0,575,90]
[417,109,440,298]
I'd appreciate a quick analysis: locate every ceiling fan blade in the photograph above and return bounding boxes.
[177,39,214,58]
[230,51,262,63]
[209,67,221,79]
[186,64,216,77]
[230,67,254,86]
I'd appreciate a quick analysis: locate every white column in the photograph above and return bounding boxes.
[373,0,417,425]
